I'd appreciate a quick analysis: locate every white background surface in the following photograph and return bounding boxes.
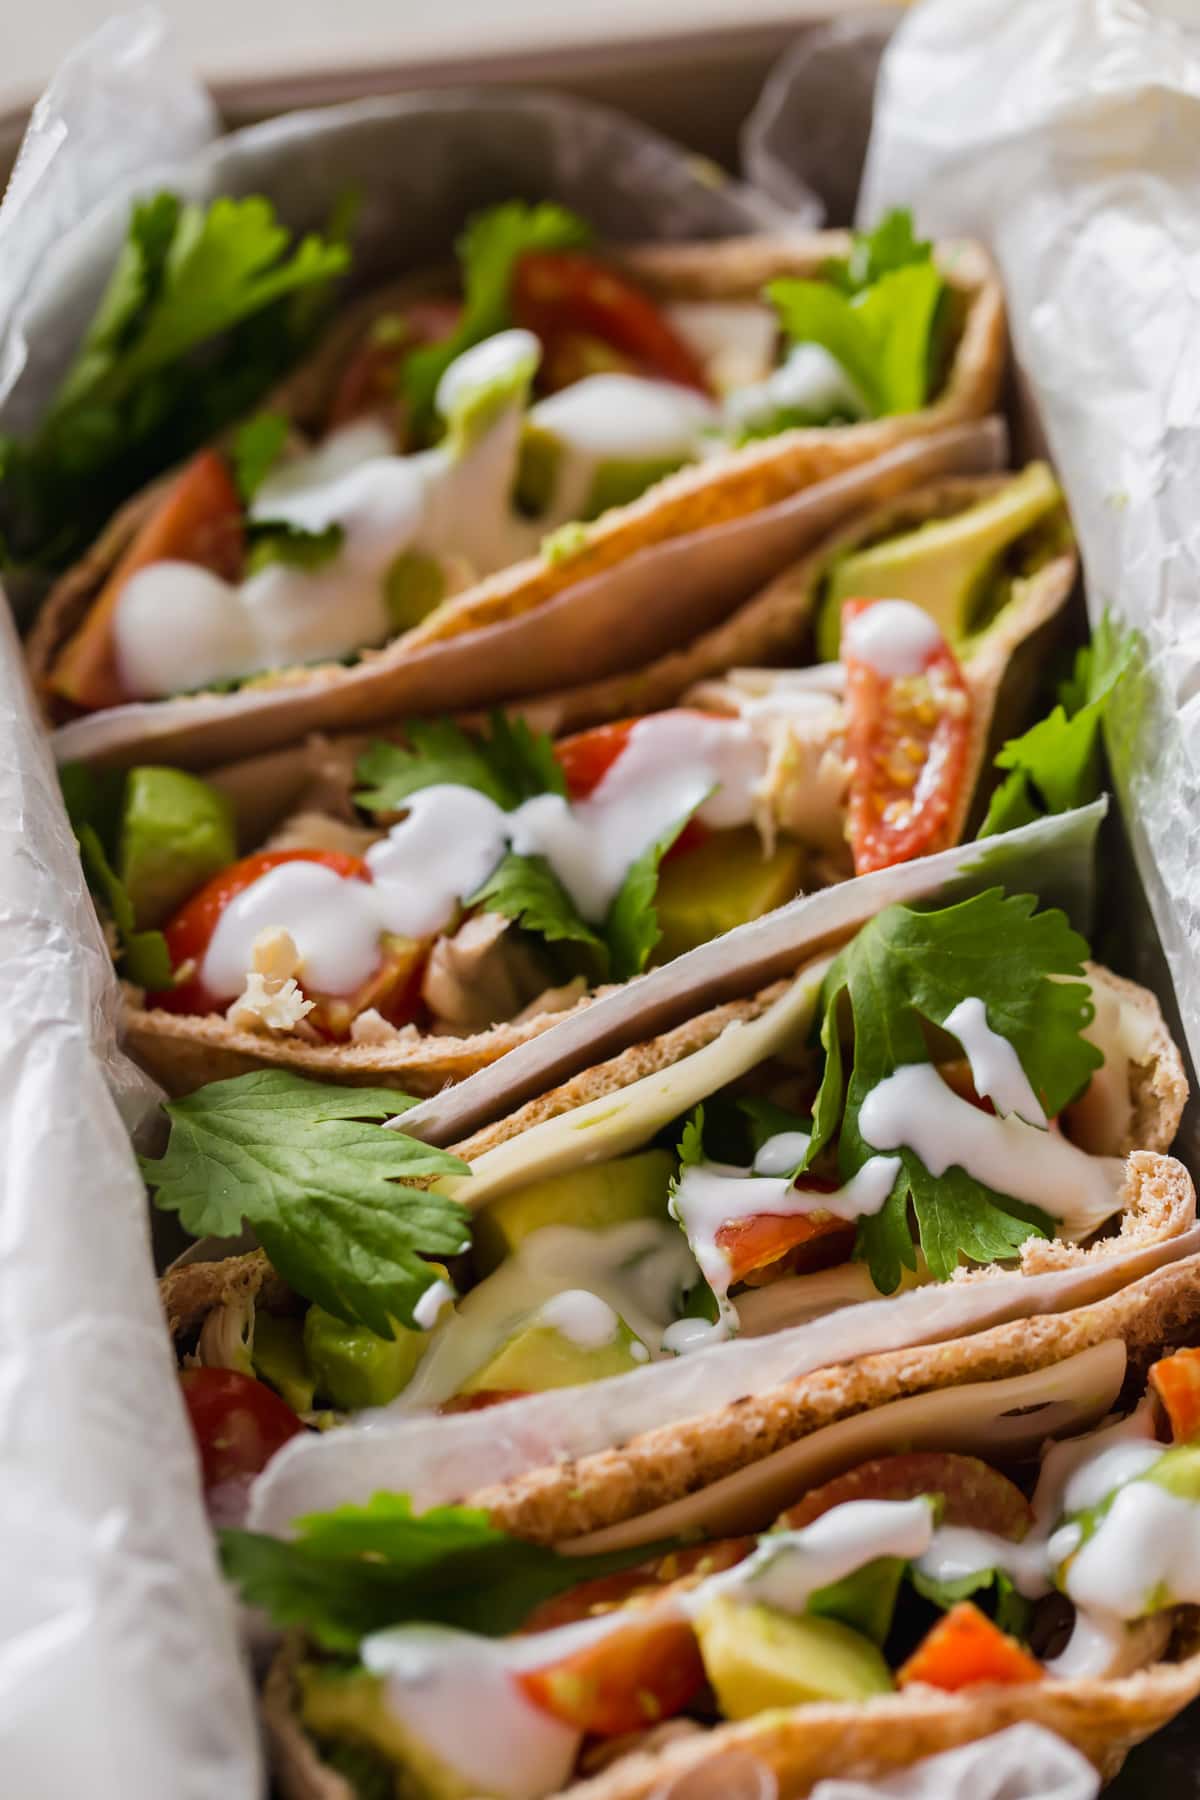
[2,0,892,113]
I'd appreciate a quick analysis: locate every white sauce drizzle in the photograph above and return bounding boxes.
[857,1063,1125,1237]
[942,997,1047,1127]
[842,599,944,678]
[412,1277,455,1332]
[199,711,765,1000]
[1064,1481,1200,1620]
[722,343,869,435]
[537,1289,620,1350]
[752,1131,812,1176]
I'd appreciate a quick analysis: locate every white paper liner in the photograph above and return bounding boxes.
[808,1724,1099,1800]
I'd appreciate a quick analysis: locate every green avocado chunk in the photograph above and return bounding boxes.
[251,1312,315,1415]
[459,1309,648,1397]
[816,461,1063,661]
[695,1595,893,1718]
[652,827,808,965]
[117,767,236,929]
[300,1665,476,1800]
[473,1148,674,1276]
[581,453,687,521]
[303,1305,429,1411]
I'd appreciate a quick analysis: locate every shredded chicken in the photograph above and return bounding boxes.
[511,976,589,1026]
[422,911,553,1036]
[263,810,382,857]
[196,1293,255,1375]
[225,928,315,1034]
[348,1008,421,1047]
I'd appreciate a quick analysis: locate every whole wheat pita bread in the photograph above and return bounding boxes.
[120,470,1072,1100]
[260,1249,1200,1799]
[28,232,1004,768]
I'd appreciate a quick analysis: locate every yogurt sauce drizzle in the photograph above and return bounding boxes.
[113,330,720,700]
[842,599,945,677]
[200,710,765,1001]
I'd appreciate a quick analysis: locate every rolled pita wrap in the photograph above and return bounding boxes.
[234,1252,1200,1799]
[158,895,1190,1458]
[105,466,1074,1100]
[29,217,1005,771]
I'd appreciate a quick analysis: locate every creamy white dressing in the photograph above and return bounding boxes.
[915,1525,1052,1601]
[530,374,718,521]
[1064,1481,1200,1620]
[412,1277,456,1332]
[942,997,1047,1127]
[722,343,869,435]
[858,1063,1125,1237]
[1031,1400,1159,1527]
[712,1500,935,1616]
[752,1132,812,1176]
[841,599,945,678]
[537,1289,620,1350]
[198,710,766,999]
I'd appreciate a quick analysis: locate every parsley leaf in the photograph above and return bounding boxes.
[232,412,289,501]
[219,1491,673,1651]
[60,762,172,987]
[811,890,1102,1291]
[403,201,592,440]
[468,853,607,964]
[979,615,1137,837]
[0,192,350,571]
[605,804,701,981]
[355,713,565,815]
[246,520,345,574]
[140,1072,470,1336]
[676,1105,707,1172]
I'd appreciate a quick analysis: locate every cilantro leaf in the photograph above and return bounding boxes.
[60,762,172,987]
[468,853,607,964]
[140,1071,470,1336]
[979,615,1137,837]
[219,1491,673,1651]
[246,520,344,574]
[232,412,289,501]
[605,804,701,982]
[814,890,1101,1292]
[355,712,564,815]
[1,192,350,571]
[403,201,592,440]
[676,1105,707,1171]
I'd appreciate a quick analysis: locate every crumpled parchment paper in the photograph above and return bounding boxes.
[809,1724,1098,1800]
[857,0,1200,1114]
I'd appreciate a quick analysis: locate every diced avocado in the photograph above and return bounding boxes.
[459,1312,648,1396]
[512,423,563,518]
[695,1596,893,1718]
[300,1665,475,1800]
[117,767,236,928]
[807,1557,906,1647]
[382,551,445,633]
[815,461,1064,661]
[581,454,686,521]
[652,827,807,965]
[251,1312,315,1415]
[304,1305,428,1411]
[473,1149,674,1276]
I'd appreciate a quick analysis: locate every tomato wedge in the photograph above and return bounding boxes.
[714,1180,854,1286]
[552,713,710,858]
[513,252,711,395]
[519,1614,706,1737]
[179,1367,305,1511]
[1150,1346,1200,1443]
[897,1602,1043,1691]
[327,299,463,433]
[842,598,972,876]
[522,1540,752,1635]
[46,450,245,712]
[777,1452,1034,1540]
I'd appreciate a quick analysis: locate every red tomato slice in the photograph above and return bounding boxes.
[179,1367,305,1508]
[552,712,710,858]
[513,252,711,395]
[714,1178,854,1286]
[842,598,972,876]
[46,450,245,712]
[522,1539,752,1635]
[150,849,372,1019]
[897,1601,1043,1691]
[777,1452,1034,1540]
[518,1614,706,1737]
[304,934,428,1041]
[1150,1346,1200,1443]
[327,299,463,432]
[437,1389,530,1415]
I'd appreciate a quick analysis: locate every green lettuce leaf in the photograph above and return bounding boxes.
[354,713,565,815]
[246,520,345,574]
[140,1071,469,1336]
[822,209,934,294]
[810,889,1101,1292]
[767,261,944,417]
[910,1564,1031,1640]
[219,1491,674,1651]
[231,411,290,501]
[403,200,592,440]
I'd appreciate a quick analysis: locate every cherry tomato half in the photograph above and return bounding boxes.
[179,1367,305,1511]
[513,252,711,396]
[552,713,711,858]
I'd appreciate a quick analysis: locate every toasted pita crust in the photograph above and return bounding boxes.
[121,470,1071,1101]
[261,1250,1200,1799]
[28,234,1004,735]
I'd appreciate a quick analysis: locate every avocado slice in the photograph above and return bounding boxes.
[117,766,236,929]
[300,1665,475,1800]
[696,1596,892,1718]
[652,828,808,966]
[251,1312,314,1415]
[816,461,1063,662]
[473,1148,674,1277]
[304,1305,430,1411]
[458,1309,648,1397]
[581,454,687,521]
